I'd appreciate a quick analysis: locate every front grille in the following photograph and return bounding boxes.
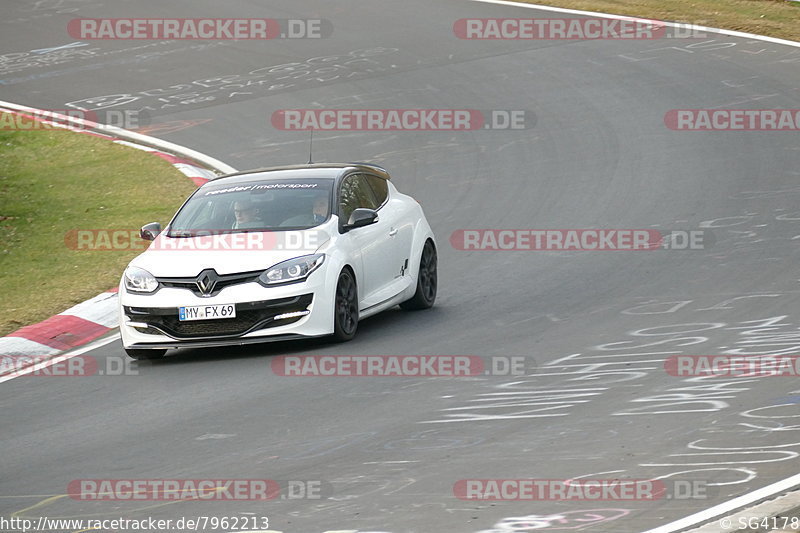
[124,294,313,339]
[158,270,262,297]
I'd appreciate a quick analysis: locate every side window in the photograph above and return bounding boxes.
[339,174,378,223]
[365,175,389,207]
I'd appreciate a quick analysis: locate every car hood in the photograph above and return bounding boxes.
[129,229,330,277]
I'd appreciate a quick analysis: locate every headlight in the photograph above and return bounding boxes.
[259,254,325,286]
[123,266,159,293]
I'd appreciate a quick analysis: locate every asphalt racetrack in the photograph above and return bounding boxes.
[2,1,800,532]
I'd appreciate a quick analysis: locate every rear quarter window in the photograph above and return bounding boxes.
[366,175,389,206]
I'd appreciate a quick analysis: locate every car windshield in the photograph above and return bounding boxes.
[167,178,334,236]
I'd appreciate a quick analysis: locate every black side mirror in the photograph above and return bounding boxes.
[140,222,162,241]
[343,208,379,232]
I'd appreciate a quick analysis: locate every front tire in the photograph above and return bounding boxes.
[400,240,437,310]
[333,268,358,341]
[125,348,167,360]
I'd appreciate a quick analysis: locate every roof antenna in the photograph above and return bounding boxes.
[307,128,314,164]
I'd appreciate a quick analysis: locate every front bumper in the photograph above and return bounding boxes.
[119,273,334,349]
[124,293,313,339]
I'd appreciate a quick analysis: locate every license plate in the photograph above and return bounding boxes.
[179,304,236,321]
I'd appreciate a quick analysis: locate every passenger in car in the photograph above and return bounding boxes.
[280,194,329,227]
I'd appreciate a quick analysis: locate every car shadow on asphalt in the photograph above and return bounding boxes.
[137,305,448,366]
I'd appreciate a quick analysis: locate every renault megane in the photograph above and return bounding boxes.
[119,163,437,360]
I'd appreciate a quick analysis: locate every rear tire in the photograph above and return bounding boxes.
[332,268,358,342]
[125,348,167,360]
[400,240,437,310]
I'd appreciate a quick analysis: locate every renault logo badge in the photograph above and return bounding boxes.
[195,269,219,296]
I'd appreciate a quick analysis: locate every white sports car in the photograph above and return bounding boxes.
[119,163,437,360]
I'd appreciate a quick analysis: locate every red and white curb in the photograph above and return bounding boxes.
[0,290,119,356]
[0,101,236,360]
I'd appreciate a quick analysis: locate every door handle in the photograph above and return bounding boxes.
[389,228,398,237]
